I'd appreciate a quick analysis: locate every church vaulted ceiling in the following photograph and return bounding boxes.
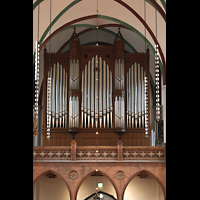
[33,0,166,84]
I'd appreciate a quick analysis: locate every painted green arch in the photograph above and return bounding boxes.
[33,0,166,14]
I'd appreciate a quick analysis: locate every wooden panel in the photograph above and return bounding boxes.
[82,138,111,146]
[42,130,150,146]
[42,132,72,146]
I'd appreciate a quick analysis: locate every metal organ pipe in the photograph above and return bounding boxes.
[84,63,87,128]
[62,68,65,127]
[103,60,106,128]
[134,63,138,127]
[87,60,91,128]
[110,70,113,128]
[114,59,125,128]
[95,55,99,128]
[131,64,134,128]
[99,58,102,128]
[59,64,62,127]
[128,67,131,128]
[55,62,59,127]
[121,60,124,90]
[138,64,141,128]
[52,64,56,127]
[107,64,110,128]
[81,70,84,128]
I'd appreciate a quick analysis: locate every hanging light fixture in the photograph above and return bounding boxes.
[144,76,148,136]
[144,0,148,137]
[47,76,51,139]
[46,0,52,139]
[96,0,99,46]
[155,0,160,121]
[93,190,100,200]
[34,41,40,121]
[94,3,100,199]
[34,1,40,136]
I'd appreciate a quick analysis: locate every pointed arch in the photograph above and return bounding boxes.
[75,170,119,200]
[33,169,72,199]
[123,169,166,200]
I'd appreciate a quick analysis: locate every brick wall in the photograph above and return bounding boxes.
[33,161,166,200]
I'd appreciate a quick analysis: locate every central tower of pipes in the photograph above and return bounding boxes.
[68,28,80,128]
[113,28,125,129]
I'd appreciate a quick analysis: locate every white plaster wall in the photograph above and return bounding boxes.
[33,175,70,200]
[124,175,164,200]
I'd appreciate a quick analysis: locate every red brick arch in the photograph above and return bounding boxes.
[74,169,119,200]
[33,169,72,200]
[33,162,166,200]
[122,169,166,200]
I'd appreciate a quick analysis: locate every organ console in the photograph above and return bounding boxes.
[42,28,150,146]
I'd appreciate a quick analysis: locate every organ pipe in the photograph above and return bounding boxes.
[107,64,110,127]
[62,67,65,127]
[138,64,141,128]
[134,63,138,127]
[52,65,55,127]
[65,70,67,128]
[88,60,91,128]
[55,62,59,127]
[110,70,113,128]
[59,64,62,127]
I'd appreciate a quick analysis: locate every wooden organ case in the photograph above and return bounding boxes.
[42,29,150,146]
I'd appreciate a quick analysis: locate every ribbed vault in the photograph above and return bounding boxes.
[33,0,166,84]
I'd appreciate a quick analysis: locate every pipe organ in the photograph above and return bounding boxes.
[42,28,151,145]
[47,62,68,128]
[81,55,113,128]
